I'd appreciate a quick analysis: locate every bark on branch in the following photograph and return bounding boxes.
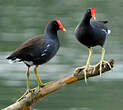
[2,59,114,110]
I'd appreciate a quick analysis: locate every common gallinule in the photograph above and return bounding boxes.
[75,8,111,82]
[7,20,66,90]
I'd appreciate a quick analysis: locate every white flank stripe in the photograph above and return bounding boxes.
[47,44,50,48]
[41,53,46,56]
[101,29,107,34]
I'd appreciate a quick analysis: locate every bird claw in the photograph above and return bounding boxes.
[83,65,94,83]
[74,65,97,83]
[83,69,87,83]
[74,65,96,83]
[17,83,48,102]
[39,83,47,88]
[102,60,112,69]
[89,65,96,73]
[74,66,88,83]
[35,83,47,91]
[74,66,85,73]
[99,60,112,77]
[16,89,31,102]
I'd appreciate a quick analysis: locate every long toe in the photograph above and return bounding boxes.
[103,60,112,69]
[74,65,93,83]
[83,65,90,83]
[74,66,85,73]
[39,83,47,88]
[89,65,97,73]
[83,69,87,83]
[99,61,103,77]
[16,89,31,102]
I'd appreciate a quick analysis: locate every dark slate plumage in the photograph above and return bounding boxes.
[7,20,65,67]
[75,8,110,48]
[6,20,66,96]
[74,8,111,82]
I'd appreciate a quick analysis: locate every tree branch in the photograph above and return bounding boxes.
[2,59,114,110]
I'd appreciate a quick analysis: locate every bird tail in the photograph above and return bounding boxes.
[6,54,21,63]
[107,29,111,35]
[6,55,16,60]
[97,21,108,24]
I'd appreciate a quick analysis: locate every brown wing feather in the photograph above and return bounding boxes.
[17,35,44,50]
[7,35,45,61]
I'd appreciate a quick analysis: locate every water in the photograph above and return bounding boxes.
[0,0,123,109]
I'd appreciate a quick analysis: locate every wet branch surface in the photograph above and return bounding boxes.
[2,59,114,110]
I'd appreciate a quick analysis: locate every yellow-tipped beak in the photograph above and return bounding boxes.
[93,16,96,20]
[63,28,67,32]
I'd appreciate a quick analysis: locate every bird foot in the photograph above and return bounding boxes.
[16,83,48,102]
[74,66,87,83]
[74,65,94,83]
[16,89,31,102]
[33,83,47,91]
[102,60,112,69]
[88,65,97,73]
[83,65,96,83]
[74,66,85,74]
[83,68,88,83]
[30,83,47,93]
[99,60,112,77]
[39,83,47,88]
[34,83,48,93]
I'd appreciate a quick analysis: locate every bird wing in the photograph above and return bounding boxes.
[90,20,108,34]
[96,21,108,24]
[7,35,45,61]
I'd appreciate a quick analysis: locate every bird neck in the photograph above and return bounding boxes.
[46,25,58,34]
[82,14,91,25]
[45,30,58,40]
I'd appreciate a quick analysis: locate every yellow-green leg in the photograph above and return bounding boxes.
[27,66,30,90]
[83,48,92,82]
[99,47,112,77]
[99,47,105,77]
[74,48,93,83]
[34,65,44,87]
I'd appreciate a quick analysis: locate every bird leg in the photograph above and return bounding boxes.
[17,66,31,102]
[99,47,105,77]
[102,60,112,69]
[98,47,111,77]
[83,48,92,82]
[27,66,30,90]
[74,48,92,83]
[34,65,45,87]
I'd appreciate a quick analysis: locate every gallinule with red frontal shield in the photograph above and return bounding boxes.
[75,8,111,82]
[7,20,66,92]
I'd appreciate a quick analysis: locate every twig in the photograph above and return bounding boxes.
[2,59,114,110]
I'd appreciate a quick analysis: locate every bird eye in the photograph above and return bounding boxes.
[53,22,57,27]
[53,22,57,25]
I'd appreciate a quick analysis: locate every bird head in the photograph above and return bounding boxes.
[46,20,66,32]
[56,20,66,32]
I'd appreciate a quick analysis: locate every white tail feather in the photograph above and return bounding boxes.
[108,29,111,35]
[8,58,21,64]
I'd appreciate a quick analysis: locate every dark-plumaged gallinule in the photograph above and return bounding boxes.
[75,8,111,82]
[7,20,66,91]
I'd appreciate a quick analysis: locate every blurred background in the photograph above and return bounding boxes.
[0,0,123,110]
